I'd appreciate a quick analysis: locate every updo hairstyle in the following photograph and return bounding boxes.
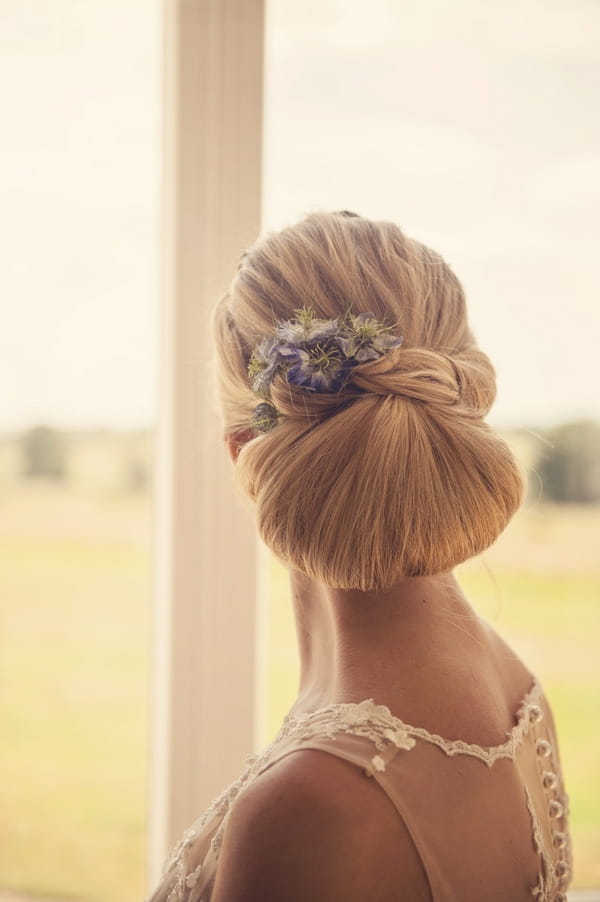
[212,211,524,590]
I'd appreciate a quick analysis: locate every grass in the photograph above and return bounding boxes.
[0,479,599,898]
[0,481,150,902]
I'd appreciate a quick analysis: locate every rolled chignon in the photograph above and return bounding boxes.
[211,211,525,589]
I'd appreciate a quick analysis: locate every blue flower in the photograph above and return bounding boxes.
[285,345,355,392]
[372,332,404,351]
[276,318,340,344]
[248,336,282,395]
[276,307,340,345]
[338,312,403,361]
[246,307,404,429]
[250,401,280,433]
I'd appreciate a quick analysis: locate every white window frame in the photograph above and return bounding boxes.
[148,0,265,885]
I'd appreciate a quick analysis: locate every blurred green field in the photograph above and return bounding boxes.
[0,481,151,902]
[0,476,599,900]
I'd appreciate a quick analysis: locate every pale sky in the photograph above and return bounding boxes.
[1,0,599,432]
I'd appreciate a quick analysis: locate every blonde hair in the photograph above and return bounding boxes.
[212,211,524,590]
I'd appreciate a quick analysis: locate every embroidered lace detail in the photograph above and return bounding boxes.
[154,674,551,900]
[287,676,543,769]
[205,697,419,859]
[155,751,272,901]
[276,696,417,774]
[526,785,553,901]
[161,827,205,902]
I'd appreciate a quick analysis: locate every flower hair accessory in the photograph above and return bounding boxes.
[247,307,403,432]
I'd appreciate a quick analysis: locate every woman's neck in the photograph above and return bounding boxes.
[287,568,490,717]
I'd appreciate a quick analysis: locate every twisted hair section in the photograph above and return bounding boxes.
[212,211,524,589]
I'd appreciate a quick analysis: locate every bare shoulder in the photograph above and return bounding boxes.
[211,748,431,902]
[479,616,537,695]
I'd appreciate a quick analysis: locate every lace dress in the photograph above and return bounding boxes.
[147,674,573,902]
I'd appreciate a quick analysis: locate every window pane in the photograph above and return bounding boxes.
[263,1,600,890]
[0,2,159,899]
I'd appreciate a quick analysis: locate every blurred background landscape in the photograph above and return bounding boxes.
[1,0,599,899]
[0,423,598,900]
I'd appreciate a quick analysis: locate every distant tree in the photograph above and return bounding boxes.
[537,420,600,503]
[21,425,68,479]
[121,455,150,493]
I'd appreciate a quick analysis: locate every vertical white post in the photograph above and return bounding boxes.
[149,0,264,885]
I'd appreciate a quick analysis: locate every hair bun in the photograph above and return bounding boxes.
[213,211,524,589]
[350,347,496,419]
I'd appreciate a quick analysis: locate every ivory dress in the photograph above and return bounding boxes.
[147,673,572,902]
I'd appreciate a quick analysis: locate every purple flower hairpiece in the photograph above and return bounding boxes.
[248,307,403,433]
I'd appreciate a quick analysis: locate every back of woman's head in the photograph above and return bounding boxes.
[212,210,524,590]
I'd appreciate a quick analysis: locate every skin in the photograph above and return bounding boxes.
[226,433,534,741]
[211,436,537,901]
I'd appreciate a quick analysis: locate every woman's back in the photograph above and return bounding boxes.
[371,615,538,748]
[149,620,572,902]
[285,604,535,748]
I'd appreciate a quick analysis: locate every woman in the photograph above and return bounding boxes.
[149,211,572,901]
